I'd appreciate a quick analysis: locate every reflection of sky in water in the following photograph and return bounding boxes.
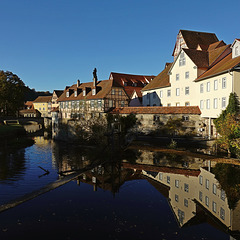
[0,180,229,240]
[0,137,58,205]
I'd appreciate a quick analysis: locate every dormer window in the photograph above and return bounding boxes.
[124,82,127,86]
[235,46,239,56]
[74,90,77,97]
[132,83,137,87]
[66,91,69,97]
[83,90,86,96]
[92,88,96,95]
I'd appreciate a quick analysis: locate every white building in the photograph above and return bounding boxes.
[142,30,240,137]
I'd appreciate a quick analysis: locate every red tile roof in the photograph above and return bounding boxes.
[57,79,122,102]
[110,72,155,98]
[196,53,240,81]
[122,162,200,177]
[110,106,201,115]
[142,63,172,91]
[183,49,209,68]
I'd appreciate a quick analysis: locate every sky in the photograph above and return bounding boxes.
[0,0,240,92]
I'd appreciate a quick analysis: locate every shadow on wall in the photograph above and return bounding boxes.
[142,91,162,106]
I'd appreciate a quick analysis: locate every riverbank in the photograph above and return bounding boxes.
[0,124,26,138]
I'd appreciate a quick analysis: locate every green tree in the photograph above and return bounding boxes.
[0,71,26,116]
[214,93,240,157]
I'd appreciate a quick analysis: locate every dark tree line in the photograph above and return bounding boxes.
[0,70,52,116]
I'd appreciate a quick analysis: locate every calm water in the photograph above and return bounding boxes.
[0,136,239,240]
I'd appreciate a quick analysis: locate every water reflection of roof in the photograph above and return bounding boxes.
[123,162,200,177]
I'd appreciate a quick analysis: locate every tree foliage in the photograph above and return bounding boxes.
[214,93,240,157]
[0,71,26,116]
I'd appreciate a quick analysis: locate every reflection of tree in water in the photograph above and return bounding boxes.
[213,163,240,209]
[0,149,26,182]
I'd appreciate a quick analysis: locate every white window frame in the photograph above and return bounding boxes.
[160,90,163,98]
[199,175,203,185]
[214,98,218,109]
[200,83,204,93]
[214,80,218,90]
[176,88,180,96]
[185,87,189,95]
[206,99,210,109]
[176,74,179,81]
[207,82,210,92]
[206,179,209,189]
[200,100,204,110]
[175,179,179,188]
[222,97,226,108]
[167,90,171,97]
[185,71,189,79]
[212,201,217,213]
[222,77,226,89]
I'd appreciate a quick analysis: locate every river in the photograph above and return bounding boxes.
[0,135,239,240]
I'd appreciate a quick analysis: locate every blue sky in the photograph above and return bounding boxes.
[0,0,239,92]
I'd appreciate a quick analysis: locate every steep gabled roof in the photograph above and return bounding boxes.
[208,44,231,66]
[110,106,201,115]
[180,30,219,50]
[183,49,209,68]
[53,90,64,98]
[33,96,52,103]
[142,63,172,91]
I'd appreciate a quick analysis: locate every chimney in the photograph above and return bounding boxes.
[77,79,80,87]
[93,68,98,87]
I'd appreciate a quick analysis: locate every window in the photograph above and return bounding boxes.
[83,90,86,96]
[159,173,163,180]
[178,210,185,225]
[222,97,226,108]
[111,89,115,95]
[92,89,96,95]
[175,194,179,202]
[222,77,226,89]
[207,82,210,92]
[176,102,180,106]
[205,196,209,207]
[109,100,113,108]
[199,191,203,202]
[185,71,189,79]
[90,100,95,108]
[206,179,209,190]
[184,183,189,192]
[185,87,189,95]
[160,90,163,98]
[74,90,77,97]
[167,103,171,107]
[221,190,226,201]
[214,80,218,90]
[119,90,122,95]
[97,100,102,108]
[176,74,179,81]
[214,98,218,109]
[43,107,45,110]
[121,101,125,107]
[236,46,239,56]
[176,88,180,96]
[220,207,225,220]
[39,107,41,110]
[200,83,204,93]
[167,90,171,97]
[175,180,179,188]
[184,199,188,207]
[167,176,170,184]
[185,102,190,106]
[66,91,69,97]
[199,175,203,185]
[212,201,217,213]
[200,100,204,109]
[179,52,186,66]
[206,99,210,109]
[182,116,189,121]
